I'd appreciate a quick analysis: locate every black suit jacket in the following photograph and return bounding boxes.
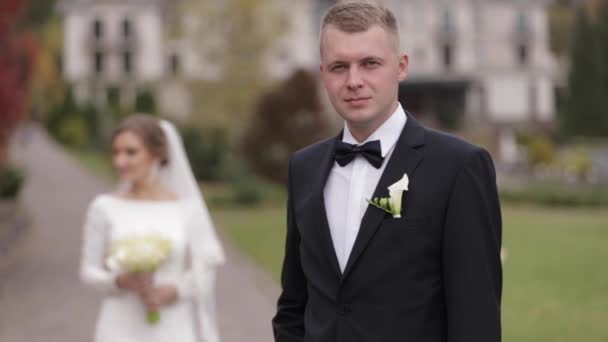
[272,113,502,342]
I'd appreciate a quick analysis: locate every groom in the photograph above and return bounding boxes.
[273,2,502,342]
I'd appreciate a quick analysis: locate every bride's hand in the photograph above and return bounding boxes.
[115,272,153,293]
[140,285,178,311]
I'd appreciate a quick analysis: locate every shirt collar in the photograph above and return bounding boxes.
[342,103,407,157]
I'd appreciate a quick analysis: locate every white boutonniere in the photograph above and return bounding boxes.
[367,173,409,218]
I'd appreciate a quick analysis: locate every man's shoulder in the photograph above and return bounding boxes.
[425,127,479,152]
[421,125,492,166]
[291,135,336,165]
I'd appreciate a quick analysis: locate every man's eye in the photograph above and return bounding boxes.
[331,65,346,72]
[364,60,379,67]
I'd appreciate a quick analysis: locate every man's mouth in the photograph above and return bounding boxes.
[345,97,371,105]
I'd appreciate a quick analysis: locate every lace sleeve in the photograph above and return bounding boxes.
[79,198,121,295]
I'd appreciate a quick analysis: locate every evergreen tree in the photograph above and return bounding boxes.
[595,1,608,136]
[560,8,606,138]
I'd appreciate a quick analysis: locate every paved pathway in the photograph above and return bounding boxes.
[0,125,279,341]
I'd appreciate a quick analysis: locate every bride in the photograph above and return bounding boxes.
[80,114,225,342]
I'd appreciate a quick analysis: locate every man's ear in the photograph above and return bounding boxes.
[398,53,409,81]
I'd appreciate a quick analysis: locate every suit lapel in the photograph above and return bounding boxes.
[342,113,426,280]
[310,133,343,278]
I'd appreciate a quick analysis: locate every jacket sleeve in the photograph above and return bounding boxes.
[442,148,502,342]
[272,157,308,342]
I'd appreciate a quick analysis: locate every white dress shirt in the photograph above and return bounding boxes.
[324,104,407,272]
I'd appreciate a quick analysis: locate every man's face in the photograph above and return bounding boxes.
[320,25,408,134]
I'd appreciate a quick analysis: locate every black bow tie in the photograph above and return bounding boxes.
[333,140,384,169]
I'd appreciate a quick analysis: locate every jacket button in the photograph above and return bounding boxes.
[338,305,351,316]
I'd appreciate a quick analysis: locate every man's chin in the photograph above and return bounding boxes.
[342,109,374,123]
[344,115,378,130]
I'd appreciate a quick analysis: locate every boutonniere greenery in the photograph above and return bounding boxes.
[367,173,409,218]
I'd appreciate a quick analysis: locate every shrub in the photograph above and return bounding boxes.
[0,164,26,199]
[134,88,157,114]
[230,175,263,206]
[527,135,557,167]
[499,181,608,207]
[55,115,90,148]
[200,158,264,207]
[46,87,96,149]
[180,126,227,182]
[221,157,263,206]
[559,146,593,181]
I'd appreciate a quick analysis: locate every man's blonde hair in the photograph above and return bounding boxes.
[320,1,400,55]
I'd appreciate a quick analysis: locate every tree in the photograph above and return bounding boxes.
[0,0,37,170]
[27,13,65,123]
[560,7,608,138]
[179,0,287,138]
[241,69,330,183]
[597,2,608,132]
[548,2,576,56]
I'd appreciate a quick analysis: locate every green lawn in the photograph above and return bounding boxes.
[501,205,608,342]
[212,203,608,341]
[211,204,286,282]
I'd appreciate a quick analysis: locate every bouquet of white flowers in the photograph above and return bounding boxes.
[106,233,173,324]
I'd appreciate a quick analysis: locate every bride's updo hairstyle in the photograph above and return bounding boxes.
[111,114,169,166]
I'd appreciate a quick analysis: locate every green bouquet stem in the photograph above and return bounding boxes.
[147,310,160,325]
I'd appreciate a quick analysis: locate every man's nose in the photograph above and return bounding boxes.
[346,66,363,90]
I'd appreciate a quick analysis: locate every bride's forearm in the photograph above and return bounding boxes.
[80,265,122,295]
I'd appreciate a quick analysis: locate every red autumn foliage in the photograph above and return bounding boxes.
[0,0,36,146]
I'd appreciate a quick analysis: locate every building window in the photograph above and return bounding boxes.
[442,44,453,70]
[123,51,132,74]
[93,19,103,39]
[169,54,180,75]
[515,12,530,67]
[517,43,529,66]
[122,18,131,38]
[94,51,104,74]
[439,7,456,70]
[516,12,529,34]
[442,8,454,32]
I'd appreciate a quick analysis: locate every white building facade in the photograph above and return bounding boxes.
[59,0,322,120]
[60,0,559,138]
[61,0,169,107]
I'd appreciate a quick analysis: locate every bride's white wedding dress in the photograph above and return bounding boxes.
[80,194,223,342]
